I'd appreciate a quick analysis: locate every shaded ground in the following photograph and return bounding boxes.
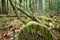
[0,15,60,40]
[0,16,25,40]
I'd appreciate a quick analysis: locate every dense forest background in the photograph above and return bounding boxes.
[0,0,60,15]
[0,0,60,40]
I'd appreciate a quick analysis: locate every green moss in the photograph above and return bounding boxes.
[18,21,53,40]
[22,19,31,24]
[37,16,52,24]
[0,17,11,22]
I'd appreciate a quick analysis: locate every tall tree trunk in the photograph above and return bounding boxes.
[9,0,18,17]
[37,0,42,14]
[19,0,22,4]
[1,0,6,14]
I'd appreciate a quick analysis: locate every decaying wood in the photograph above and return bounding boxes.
[16,7,40,23]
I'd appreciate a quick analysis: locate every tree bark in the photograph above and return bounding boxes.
[9,0,18,17]
[1,0,6,14]
[16,7,40,23]
[19,0,22,4]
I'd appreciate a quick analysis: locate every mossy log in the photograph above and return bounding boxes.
[18,21,53,40]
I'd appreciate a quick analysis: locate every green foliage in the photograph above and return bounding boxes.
[18,21,53,40]
[0,17,11,22]
[22,19,31,24]
[0,17,10,28]
[37,16,51,20]
[0,17,15,29]
[37,16,51,23]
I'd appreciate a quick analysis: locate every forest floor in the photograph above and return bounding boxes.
[0,14,60,40]
[0,16,25,40]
